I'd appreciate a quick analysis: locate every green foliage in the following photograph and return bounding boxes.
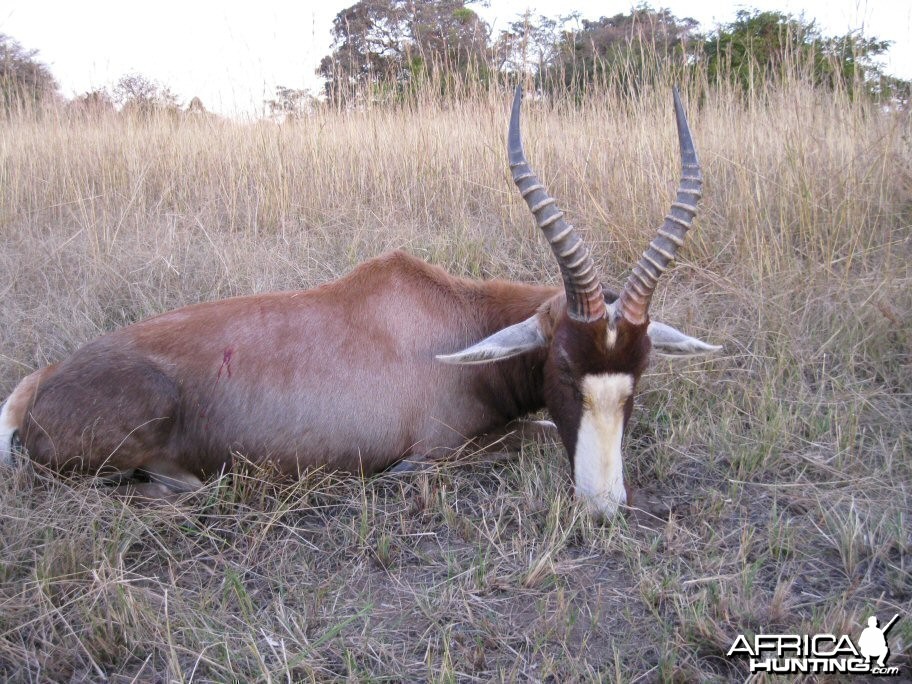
[315,3,907,107]
[539,6,699,96]
[0,33,58,113]
[704,10,893,96]
[492,12,564,76]
[318,0,492,104]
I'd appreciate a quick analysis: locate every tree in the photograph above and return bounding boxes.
[492,6,699,97]
[113,73,179,115]
[314,3,905,106]
[543,6,699,95]
[318,0,491,103]
[0,33,58,112]
[187,96,207,114]
[704,10,894,96]
[68,88,116,118]
[493,12,566,80]
[265,86,318,120]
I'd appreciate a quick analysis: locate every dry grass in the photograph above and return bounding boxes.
[0,77,910,681]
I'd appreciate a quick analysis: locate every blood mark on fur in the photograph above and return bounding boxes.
[203,346,235,431]
[216,347,234,382]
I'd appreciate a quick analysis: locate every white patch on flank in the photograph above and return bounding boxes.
[0,398,17,466]
[574,373,633,517]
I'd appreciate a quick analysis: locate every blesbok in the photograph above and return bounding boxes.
[0,87,719,516]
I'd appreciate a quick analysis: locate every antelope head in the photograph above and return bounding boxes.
[439,87,719,517]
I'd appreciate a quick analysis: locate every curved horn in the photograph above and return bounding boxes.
[508,86,605,322]
[618,86,702,326]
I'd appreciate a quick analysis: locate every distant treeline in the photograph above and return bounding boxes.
[2,2,908,118]
[0,34,201,118]
[313,1,906,107]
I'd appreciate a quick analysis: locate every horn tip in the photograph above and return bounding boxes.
[508,85,525,161]
[511,86,523,115]
[671,86,698,163]
[672,85,686,118]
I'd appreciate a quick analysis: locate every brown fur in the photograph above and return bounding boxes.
[8,251,562,482]
[541,315,651,468]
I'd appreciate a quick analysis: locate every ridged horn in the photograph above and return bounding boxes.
[508,86,605,323]
[618,86,702,326]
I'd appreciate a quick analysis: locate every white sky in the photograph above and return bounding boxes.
[1,0,909,117]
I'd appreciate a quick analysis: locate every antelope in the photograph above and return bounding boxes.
[0,87,719,517]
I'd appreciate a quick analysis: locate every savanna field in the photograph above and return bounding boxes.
[0,77,910,680]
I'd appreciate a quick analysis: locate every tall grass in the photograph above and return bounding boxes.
[1,64,909,680]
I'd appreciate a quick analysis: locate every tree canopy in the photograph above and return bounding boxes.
[318,0,490,102]
[316,1,904,105]
[704,9,893,97]
[113,73,180,115]
[539,8,700,95]
[0,1,907,120]
[0,33,58,112]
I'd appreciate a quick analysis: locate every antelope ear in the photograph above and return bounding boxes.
[648,321,722,357]
[436,314,547,365]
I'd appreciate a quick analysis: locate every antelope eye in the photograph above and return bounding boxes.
[553,349,584,399]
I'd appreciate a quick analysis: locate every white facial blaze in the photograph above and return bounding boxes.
[574,373,633,517]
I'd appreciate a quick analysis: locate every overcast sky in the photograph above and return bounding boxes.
[1,0,909,117]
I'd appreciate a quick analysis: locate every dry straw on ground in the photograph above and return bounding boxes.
[0,73,909,680]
